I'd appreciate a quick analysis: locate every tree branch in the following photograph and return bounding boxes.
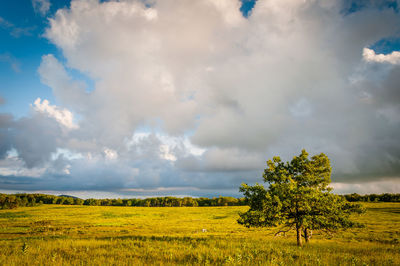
[274,223,295,236]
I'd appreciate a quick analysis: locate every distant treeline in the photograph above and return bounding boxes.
[1,193,399,210]
[0,193,247,209]
[344,193,400,203]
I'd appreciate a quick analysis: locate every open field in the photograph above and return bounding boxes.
[0,203,399,265]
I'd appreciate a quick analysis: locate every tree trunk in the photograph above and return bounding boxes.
[296,225,303,247]
[304,228,309,243]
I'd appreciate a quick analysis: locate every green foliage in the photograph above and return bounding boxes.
[345,193,400,202]
[238,149,365,246]
[1,191,397,212]
[0,193,247,210]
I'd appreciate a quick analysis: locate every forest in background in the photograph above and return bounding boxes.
[0,193,246,209]
[0,192,399,209]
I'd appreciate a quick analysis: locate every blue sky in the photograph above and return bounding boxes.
[0,0,70,117]
[1,0,400,198]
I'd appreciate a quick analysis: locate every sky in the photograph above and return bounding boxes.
[0,0,400,199]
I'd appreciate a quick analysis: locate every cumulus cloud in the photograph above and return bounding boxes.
[0,114,14,160]
[10,114,63,168]
[363,47,400,64]
[32,98,78,129]
[1,0,400,196]
[103,148,118,160]
[38,54,89,112]
[0,98,78,168]
[0,151,46,178]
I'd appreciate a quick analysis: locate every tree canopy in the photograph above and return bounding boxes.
[238,149,364,246]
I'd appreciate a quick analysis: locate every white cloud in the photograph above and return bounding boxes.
[1,0,400,195]
[0,167,45,178]
[103,148,118,160]
[160,144,177,161]
[33,0,400,189]
[51,148,83,161]
[32,98,78,129]
[363,47,400,64]
[32,0,51,16]
[38,54,88,112]
[0,155,46,178]
[127,132,204,162]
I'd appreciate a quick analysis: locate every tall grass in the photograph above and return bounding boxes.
[0,203,399,265]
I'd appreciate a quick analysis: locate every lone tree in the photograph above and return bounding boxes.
[238,149,364,246]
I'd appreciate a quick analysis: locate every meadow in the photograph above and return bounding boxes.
[0,203,399,265]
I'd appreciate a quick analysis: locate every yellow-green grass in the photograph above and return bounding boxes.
[0,203,399,265]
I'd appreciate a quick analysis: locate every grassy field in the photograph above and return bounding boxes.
[0,203,399,265]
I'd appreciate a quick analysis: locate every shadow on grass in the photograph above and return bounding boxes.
[95,235,213,243]
[0,212,31,218]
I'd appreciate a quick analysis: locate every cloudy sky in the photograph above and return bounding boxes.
[0,0,400,198]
